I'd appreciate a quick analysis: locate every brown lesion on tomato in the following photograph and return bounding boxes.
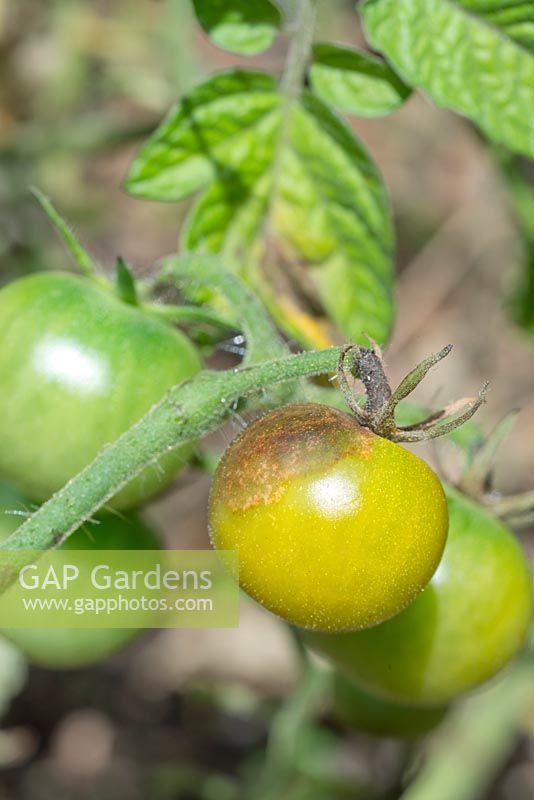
[211,403,375,513]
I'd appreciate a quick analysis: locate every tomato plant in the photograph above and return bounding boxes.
[304,485,533,705]
[2,0,534,796]
[209,402,448,632]
[0,271,201,510]
[0,481,160,669]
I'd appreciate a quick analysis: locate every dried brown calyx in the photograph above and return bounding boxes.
[337,340,488,444]
[337,342,534,529]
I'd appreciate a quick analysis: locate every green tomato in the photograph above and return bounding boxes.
[0,482,160,669]
[0,272,201,510]
[209,403,448,632]
[332,672,447,738]
[305,486,533,704]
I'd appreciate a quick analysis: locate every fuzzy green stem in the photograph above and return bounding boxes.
[459,411,519,499]
[279,0,317,99]
[401,653,534,800]
[160,254,305,408]
[144,302,234,332]
[161,254,289,366]
[487,490,534,520]
[30,187,99,280]
[267,0,317,223]
[1,348,342,553]
[254,629,328,800]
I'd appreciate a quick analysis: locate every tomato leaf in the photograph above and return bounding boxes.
[361,0,534,157]
[126,71,394,346]
[310,43,411,117]
[125,71,280,201]
[191,0,282,55]
[184,93,394,345]
[270,92,394,345]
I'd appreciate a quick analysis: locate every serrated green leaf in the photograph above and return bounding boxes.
[310,42,411,117]
[186,91,394,345]
[191,0,282,55]
[126,71,394,346]
[125,71,279,200]
[362,0,534,157]
[273,92,394,344]
[185,171,271,256]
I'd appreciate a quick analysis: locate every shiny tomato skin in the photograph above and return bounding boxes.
[332,672,447,738]
[305,486,533,705]
[209,403,448,632]
[0,481,160,669]
[0,272,201,510]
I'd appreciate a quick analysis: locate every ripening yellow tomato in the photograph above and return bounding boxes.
[209,403,448,632]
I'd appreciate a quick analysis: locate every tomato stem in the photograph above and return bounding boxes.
[30,187,101,282]
[160,254,289,367]
[401,652,534,800]
[159,254,309,409]
[144,302,234,333]
[0,346,342,560]
[337,340,391,421]
[486,490,534,520]
[268,0,318,227]
[254,627,328,800]
[458,411,519,499]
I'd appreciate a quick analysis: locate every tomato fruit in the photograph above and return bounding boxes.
[0,481,160,669]
[209,403,448,632]
[332,672,447,738]
[305,486,533,704]
[0,272,201,510]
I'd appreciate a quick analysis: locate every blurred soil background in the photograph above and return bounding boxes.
[0,1,533,798]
